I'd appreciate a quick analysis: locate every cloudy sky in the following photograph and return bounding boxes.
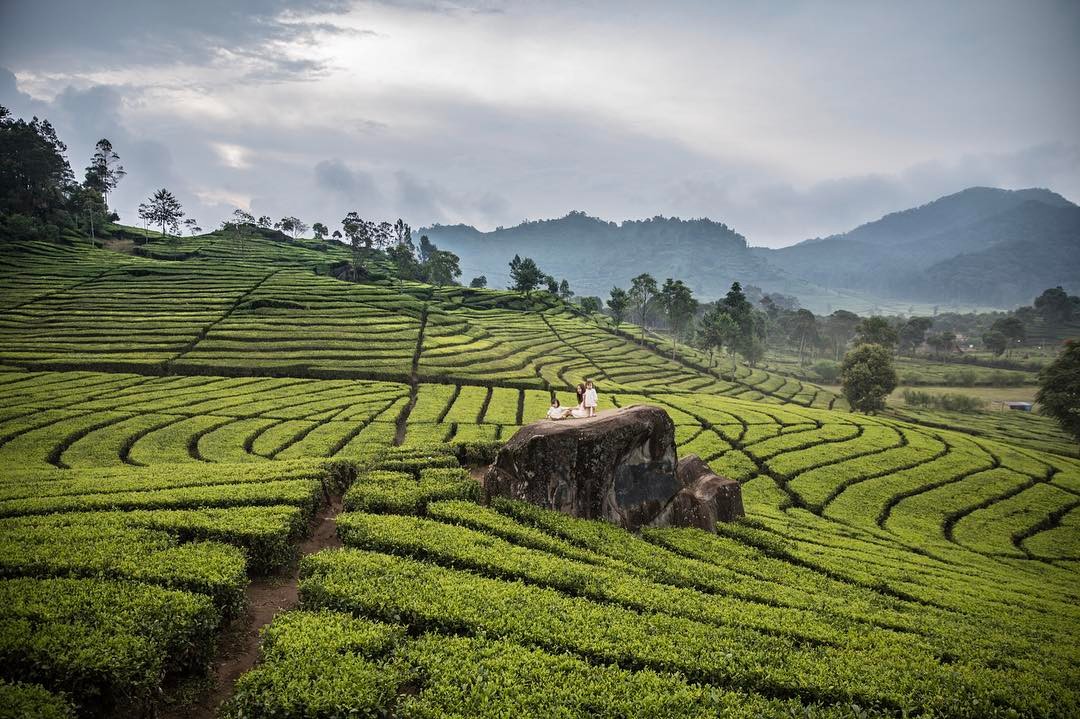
[1,0,1078,247]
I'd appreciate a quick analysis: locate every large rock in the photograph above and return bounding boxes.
[649,454,746,531]
[483,405,743,531]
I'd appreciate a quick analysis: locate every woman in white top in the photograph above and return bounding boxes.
[583,379,598,417]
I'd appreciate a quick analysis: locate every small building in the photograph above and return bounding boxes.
[1003,401,1033,412]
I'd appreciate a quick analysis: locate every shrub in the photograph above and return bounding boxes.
[811,360,841,383]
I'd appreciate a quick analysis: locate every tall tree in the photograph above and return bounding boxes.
[898,317,933,356]
[607,287,630,327]
[136,202,152,241]
[991,316,1025,354]
[0,105,75,220]
[981,330,1007,357]
[1036,340,1080,447]
[312,222,328,240]
[83,139,125,209]
[544,275,559,294]
[841,344,898,414]
[1034,287,1074,327]
[182,218,201,236]
[257,215,273,228]
[469,275,487,289]
[697,305,737,374]
[508,255,542,295]
[145,188,183,237]
[855,316,898,349]
[792,309,820,365]
[426,250,462,286]
[394,219,411,246]
[558,279,574,302]
[628,273,658,343]
[418,235,436,263]
[825,310,860,361]
[659,278,698,359]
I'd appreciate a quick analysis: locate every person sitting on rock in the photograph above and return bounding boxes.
[546,398,572,420]
[584,379,598,417]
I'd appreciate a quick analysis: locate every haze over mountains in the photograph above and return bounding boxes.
[424,187,1079,313]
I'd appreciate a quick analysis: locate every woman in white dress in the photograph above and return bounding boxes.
[568,383,589,418]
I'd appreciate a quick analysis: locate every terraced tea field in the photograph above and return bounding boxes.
[0,236,1077,718]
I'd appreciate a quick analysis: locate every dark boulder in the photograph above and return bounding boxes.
[484,405,743,532]
[650,454,745,531]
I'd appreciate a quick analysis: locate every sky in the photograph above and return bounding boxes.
[1,0,1078,247]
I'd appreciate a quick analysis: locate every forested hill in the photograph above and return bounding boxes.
[427,188,1078,311]
[760,187,1080,307]
[423,212,791,300]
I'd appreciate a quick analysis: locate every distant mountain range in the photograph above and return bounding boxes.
[423,187,1079,312]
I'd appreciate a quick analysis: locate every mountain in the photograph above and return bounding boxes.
[424,187,1079,311]
[423,211,795,300]
[759,187,1079,307]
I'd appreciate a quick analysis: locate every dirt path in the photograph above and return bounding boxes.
[164,494,344,719]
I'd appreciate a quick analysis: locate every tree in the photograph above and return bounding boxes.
[331,230,342,241]
[629,273,658,343]
[0,105,75,221]
[1036,340,1080,446]
[426,250,461,286]
[469,275,488,289]
[71,184,105,243]
[342,212,371,266]
[991,316,1025,354]
[393,218,411,246]
[543,275,559,294]
[981,330,1007,356]
[145,188,183,237]
[418,235,436,263]
[1034,287,1074,327]
[257,215,273,228]
[719,281,763,366]
[926,331,957,356]
[386,243,422,283]
[83,139,125,209]
[579,296,602,314]
[698,305,737,373]
[312,222,328,240]
[825,310,860,361]
[658,278,698,359]
[607,287,630,327]
[855,316,898,349]
[182,218,201,236]
[898,317,933,356]
[278,217,305,239]
[508,255,543,295]
[792,309,819,365]
[136,202,152,241]
[558,279,574,302]
[841,344,898,414]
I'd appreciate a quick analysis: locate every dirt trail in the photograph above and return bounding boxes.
[163,494,344,719]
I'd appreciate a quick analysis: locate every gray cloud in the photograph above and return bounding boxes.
[1,1,1077,247]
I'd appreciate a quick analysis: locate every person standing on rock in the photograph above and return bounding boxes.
[584,379,598,417]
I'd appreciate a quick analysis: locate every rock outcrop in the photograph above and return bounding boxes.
[483,405,743,532]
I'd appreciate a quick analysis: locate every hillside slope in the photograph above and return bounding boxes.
[0,233,1077,719]
[762,187,1079,306]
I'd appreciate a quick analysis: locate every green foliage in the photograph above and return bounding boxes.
[1036,339,1080,443]
[0,577,218,715]
[0,680,75,719]
[508,254,543,294]
[812,359,841,382]
[854,316,898,349]
[900,389,986,413]
[841,344,898,413]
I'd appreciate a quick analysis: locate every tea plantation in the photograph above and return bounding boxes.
[0,235,1077,718]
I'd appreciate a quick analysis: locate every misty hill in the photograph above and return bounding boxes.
[423,212,793,300]
[760,187,1079,307]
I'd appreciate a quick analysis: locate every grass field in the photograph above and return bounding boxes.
[0,234,1077,718]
